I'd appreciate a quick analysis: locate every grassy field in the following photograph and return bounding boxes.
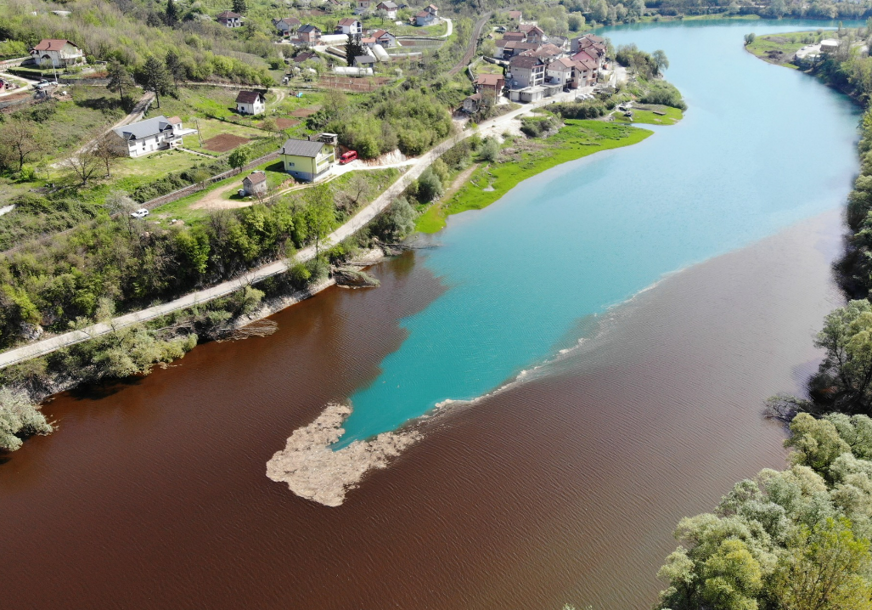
[153,162,400,226]
[616,105,684,126]
[416,120,655,234]
[745,31,823,68]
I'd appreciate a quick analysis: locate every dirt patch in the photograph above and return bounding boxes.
[203,133,250,152]
[290,107,320,117]
[273,117,300,129]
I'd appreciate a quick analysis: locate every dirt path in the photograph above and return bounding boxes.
[444,162,479,200]
[446,12,492,77]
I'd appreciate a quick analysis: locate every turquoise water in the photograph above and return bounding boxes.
[336,21,861,446]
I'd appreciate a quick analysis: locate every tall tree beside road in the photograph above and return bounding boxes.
[107,60,135,103]
[136,56,173,109]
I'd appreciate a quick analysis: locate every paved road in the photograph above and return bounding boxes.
[0,94,567,370]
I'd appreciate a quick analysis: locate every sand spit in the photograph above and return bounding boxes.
[266,404,421,507]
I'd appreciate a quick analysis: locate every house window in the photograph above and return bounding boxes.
[288,161,295,167]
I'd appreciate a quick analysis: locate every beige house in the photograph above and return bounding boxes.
[280,138,334,182]
[242,171,268,196]
[30,39,84,68]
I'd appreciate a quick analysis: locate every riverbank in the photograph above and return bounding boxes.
[416,120,656,234]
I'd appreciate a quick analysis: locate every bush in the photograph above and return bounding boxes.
[640,80,687,110]
[0,387,53,451]
[416,168,444,203]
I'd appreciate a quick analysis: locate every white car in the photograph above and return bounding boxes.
[130,208,149,219]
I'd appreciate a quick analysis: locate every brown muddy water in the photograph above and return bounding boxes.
[1,209,844,609]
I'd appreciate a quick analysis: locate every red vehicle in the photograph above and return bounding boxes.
[339,150,358,165]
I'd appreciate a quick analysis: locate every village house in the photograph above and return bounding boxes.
[235,90,266,115]
[111,115,196,158]
[820,39,840,54]
[242,171,268,197]
[522,43,565,61]
[501,31,526,42]
[475,73,505,97]
[424,4,438,15]
[520,24,546,45]
[273,17,302,35]
[462,92,483,114]
[353,54,377,67]
[376,1,398,18]
[372,29,399,47]
[336,18,363,34]
[355,0,372,14]
[414,10,435,26]
[216,10,243,27]
[496,40,539,60]
[545,56,574,88]
[280,138,334,182]
[293,50,317,64]
[507,10,522,21]
[29,39,84,68]
[297,24,322,44]
[569,54,598,87]
[508,55,545,89]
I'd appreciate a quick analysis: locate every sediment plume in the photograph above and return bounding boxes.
[266,404,421,507]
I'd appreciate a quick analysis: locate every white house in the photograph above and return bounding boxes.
[335,18,363,34]
[235,90,266,115]
[376,1,398,18]
[29,39,84,68]
[216,10,243,27]
[273,17,302,35]
[414,10,435,25]
[424,3,438,15]
[111,116,197,158]
[546,57,574,87]
[372,29,398,48]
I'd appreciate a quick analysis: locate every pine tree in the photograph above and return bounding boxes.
[107,60,135,103]
[137,56,173,108]
[165,0,178,25]
[345,33,365,65]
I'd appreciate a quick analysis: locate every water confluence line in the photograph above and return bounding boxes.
[0,92,583,370]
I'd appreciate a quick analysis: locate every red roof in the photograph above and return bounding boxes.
[508,10,522,19]
[338,18,359,26]
[167,116,182,124]
[245,171,267,185]
[571,50,598,64]
[32,39,77,52]
[216,10,241,19]
[476,73,504,86]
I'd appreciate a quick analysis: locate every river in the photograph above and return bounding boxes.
[0,19,860,610]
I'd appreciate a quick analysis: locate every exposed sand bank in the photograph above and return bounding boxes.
[266,404,421,507]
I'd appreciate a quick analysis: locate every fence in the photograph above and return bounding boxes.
[143,150,281,210]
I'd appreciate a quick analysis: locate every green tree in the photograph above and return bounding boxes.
[165,50,184,84]
[744,33,756,45]
[0,119,47,172]
[106,60,135,103]
[302,188,337,256]
[165,0,178,26]
[653,50,670,74]
[785,413,851,475]
[698,539,763,610]
[345,32,365,65]
[772,517,872,610]
[136,56,173,109]
[0,388,52,452]
[228,147,250,173]
[812,300,872,413]
[232,0,247,14]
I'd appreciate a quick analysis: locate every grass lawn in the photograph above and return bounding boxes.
[745,32,823,68]
[616,105,684,126]
[474,62,505,76]
[416,120,654,234]
[153,162,400,226]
